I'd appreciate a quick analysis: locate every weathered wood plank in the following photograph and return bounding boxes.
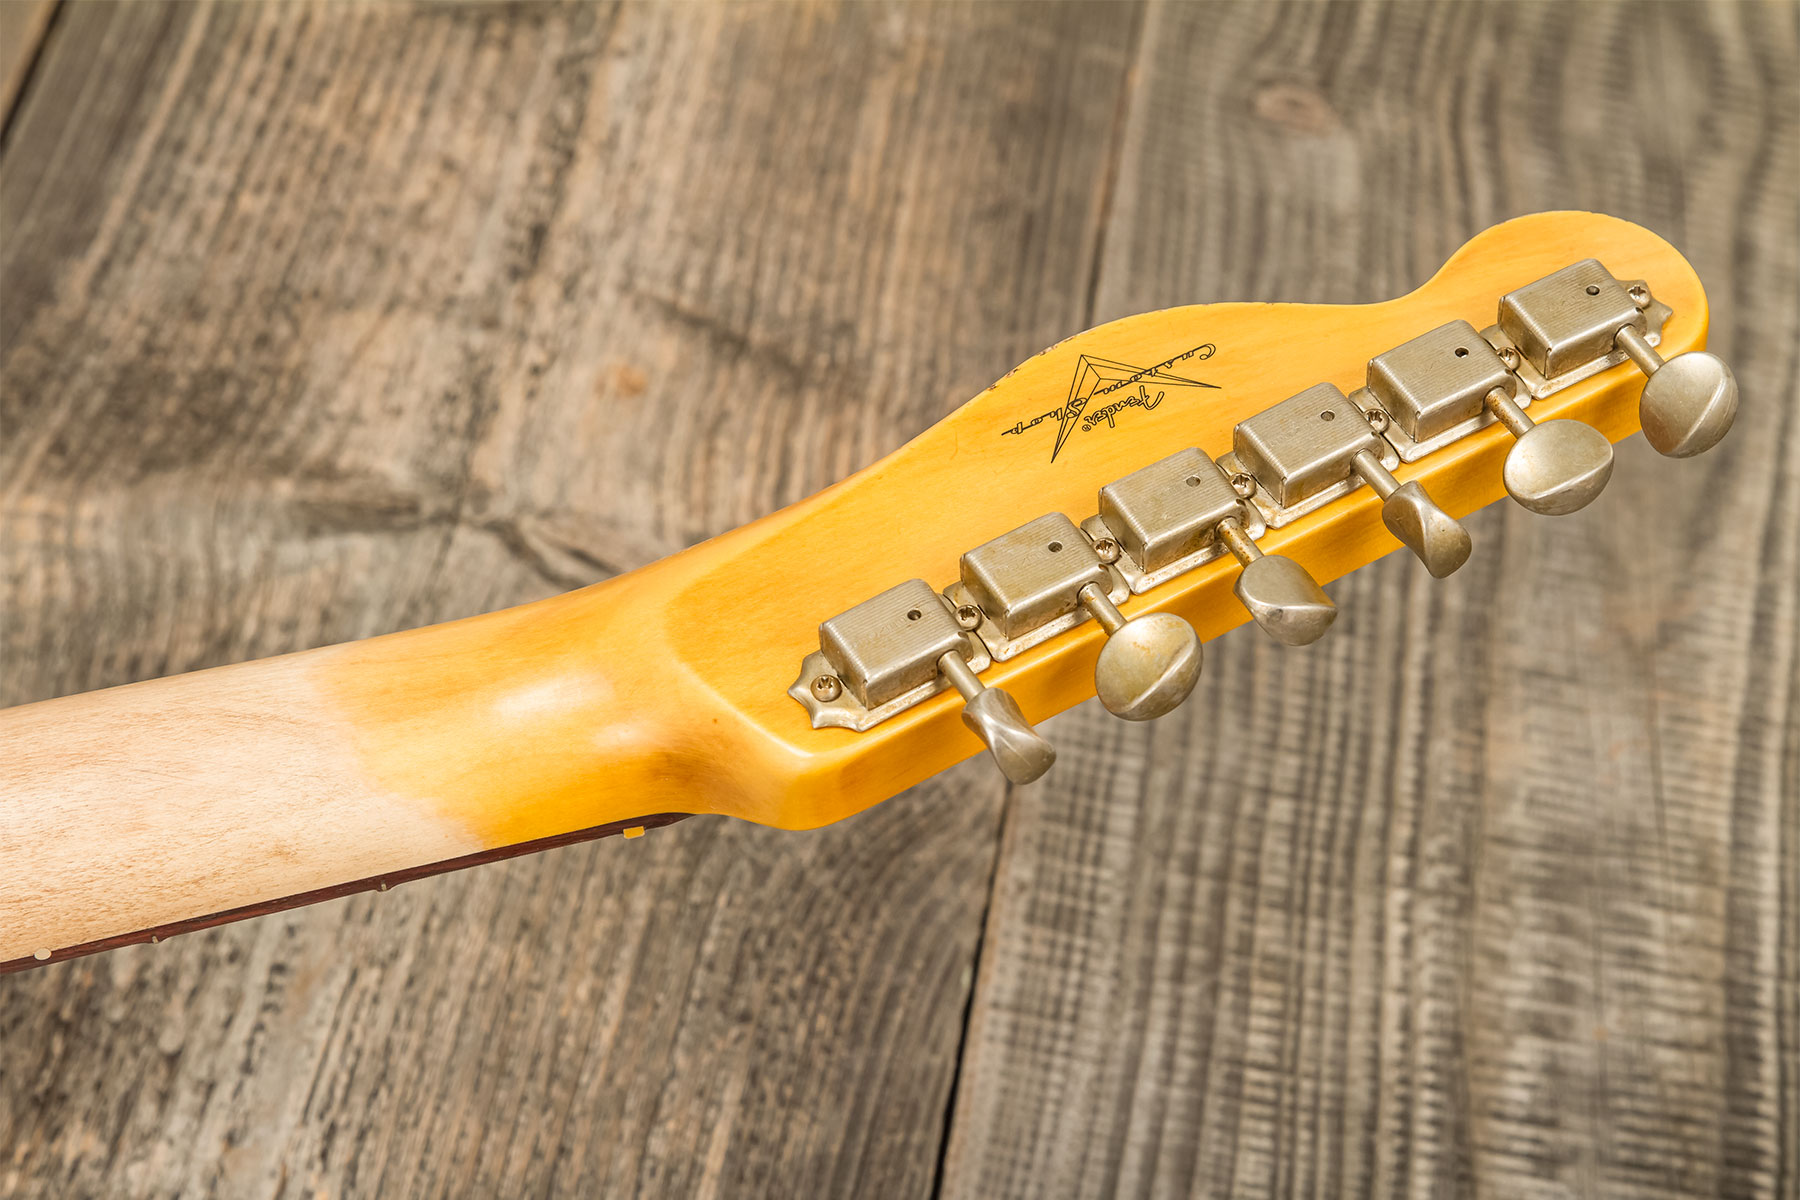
[0,2,1141,1195]
[941,2,1799,1198]
[0,0,53,130]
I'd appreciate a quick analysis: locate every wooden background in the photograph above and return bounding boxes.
[1,2,1795,1197]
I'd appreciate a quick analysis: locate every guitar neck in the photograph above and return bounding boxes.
[0,560,757,970]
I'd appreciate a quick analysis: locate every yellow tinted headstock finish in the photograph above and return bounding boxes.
[332,210,1721,839]
[0,211,1736,969]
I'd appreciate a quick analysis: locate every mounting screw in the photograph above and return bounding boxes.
[1364,408,1390,434]
[1628,283,1651,309]
[954,603,983,631]
[811,674,843,702]
[1092,536,1121,565]
[1231,472,1257,500]
[1498,345,1521,370]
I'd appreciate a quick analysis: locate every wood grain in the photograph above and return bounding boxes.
[0,0,53,132]
[940,3,1799,1198]
[0,2,1137,1195]
[0,2,1794,1198]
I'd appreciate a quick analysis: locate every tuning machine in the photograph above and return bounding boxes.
[952,514,1202,721]
[1224,383,1471,578]
[1085,449,1336,646]
[1498,260,1737,458]
[1365,319,1613,516]
[792,579,1054,784]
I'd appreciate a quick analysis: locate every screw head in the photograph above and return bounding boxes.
[811,674,843,702]
[1628,283,1651,309]
[1092,536,1121,565]
[954,603,983,631]
[1230,472,1257,499]
[1498,346,1521,370]
[1364,408,1390,434]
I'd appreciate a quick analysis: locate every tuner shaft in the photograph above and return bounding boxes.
[937,651,1055,784]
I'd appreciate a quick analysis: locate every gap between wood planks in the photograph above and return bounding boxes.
[928,5,1154,1196]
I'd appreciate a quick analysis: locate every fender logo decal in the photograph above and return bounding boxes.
[1001,343,1218,461]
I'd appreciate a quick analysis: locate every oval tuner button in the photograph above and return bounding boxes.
[1215,515,1337,646]
[1616,327,1739,458]
[1504,419,1615,516]
[1348,449,1472,576]
[1076,584,1202,721]
[936,651,1055,784]
[1234,554,1338,646]
[1476,386,1614,516]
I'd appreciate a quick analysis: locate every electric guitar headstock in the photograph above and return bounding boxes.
[708,209,1735,816]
